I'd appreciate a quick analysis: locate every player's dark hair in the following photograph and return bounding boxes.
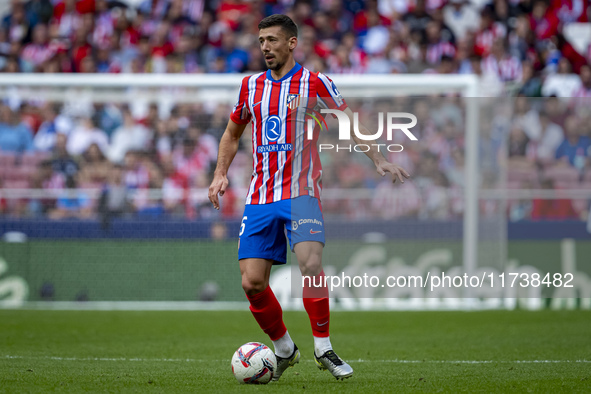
[258,14,298,39]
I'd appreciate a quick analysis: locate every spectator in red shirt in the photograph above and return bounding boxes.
[114,9,140,50]
[0,178,7,216]
[149,20,174,72]
[550,0,588,24]
[216,0,250,31]
[474,7,506,57]
[531,178,579,220]
[51,0,82,40]
[20,23,54,72]
[529,0,559,40]
[70,25,92,72]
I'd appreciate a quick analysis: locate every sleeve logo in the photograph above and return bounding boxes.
[330,81,343,100]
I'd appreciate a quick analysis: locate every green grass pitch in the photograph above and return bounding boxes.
[1,310,590,392]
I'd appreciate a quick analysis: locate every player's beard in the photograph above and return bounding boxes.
[266,58,284,71]
[264,52,284,71]
[267,62,285,71]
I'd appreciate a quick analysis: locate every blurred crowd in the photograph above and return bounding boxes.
[317,95,590,222]
[0,100,228,220]
[0,0,590,97]
[0,95,589,222]
[0,0,590,223]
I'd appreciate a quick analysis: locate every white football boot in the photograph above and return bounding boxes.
[271,344,300,382]
[314,349,354,380]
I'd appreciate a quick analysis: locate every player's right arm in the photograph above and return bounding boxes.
[209,77,252,210]
[344,107,410,184]
[208,119,247,210]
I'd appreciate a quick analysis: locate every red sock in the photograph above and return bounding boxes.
[303,270,330,338]
[246,286,287,341]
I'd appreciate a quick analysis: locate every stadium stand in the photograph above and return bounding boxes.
[0,0,589,223]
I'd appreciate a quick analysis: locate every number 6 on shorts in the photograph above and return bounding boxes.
[239,216,248,236]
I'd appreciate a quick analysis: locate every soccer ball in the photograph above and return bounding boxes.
[231,342,277,384]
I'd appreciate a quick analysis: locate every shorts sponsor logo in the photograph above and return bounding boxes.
[292,219,323,231]
[297,218,323,227]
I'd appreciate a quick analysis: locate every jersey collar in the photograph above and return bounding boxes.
[265,63,302,82]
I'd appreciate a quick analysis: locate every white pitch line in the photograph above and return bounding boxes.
[3,355,590,364]
[3,356,206,362]
[354,360,591,364]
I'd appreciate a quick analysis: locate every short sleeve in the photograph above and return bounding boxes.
[229,77,252,125]
[316,72,348,111]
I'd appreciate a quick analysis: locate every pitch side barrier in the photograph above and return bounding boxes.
[1,219,589,240]
[1,220,589,309]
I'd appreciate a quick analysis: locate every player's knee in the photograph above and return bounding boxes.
[299,255,322,277]
[242,275,267,296]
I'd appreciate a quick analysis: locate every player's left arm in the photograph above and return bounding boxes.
[343,107,410,184]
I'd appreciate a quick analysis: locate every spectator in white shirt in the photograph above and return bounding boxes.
[66,116,109,156]
[33,103,73,152]
[527,111,564,164]
[512,96,541,140]
[542,57,582,98]
[443,0,479,41]
[108,107,151,163]
[33,103,60,152]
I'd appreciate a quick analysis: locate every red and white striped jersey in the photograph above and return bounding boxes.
[572,86,591,98]
[230,63,347,205]
[570,85,591,110]
[426,41,456,65]
[482,54,522,82]
[21,44,55,67]
[474,23,507,57]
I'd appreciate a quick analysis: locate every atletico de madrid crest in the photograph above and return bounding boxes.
[287,94,300,110]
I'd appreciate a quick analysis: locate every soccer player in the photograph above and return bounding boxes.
[208,14,409,381]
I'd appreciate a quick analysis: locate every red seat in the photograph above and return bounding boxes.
[21,152,51,166]
[554,180,579,189]
[578,181,591,203]
[507,167,539,183]
[78,182,102,190]
[505,180,525,189]
[543,166,580,183]
[4,166,36,181]
[571,181,591,214]
[0,152,16,167]
[3,179,30,189]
